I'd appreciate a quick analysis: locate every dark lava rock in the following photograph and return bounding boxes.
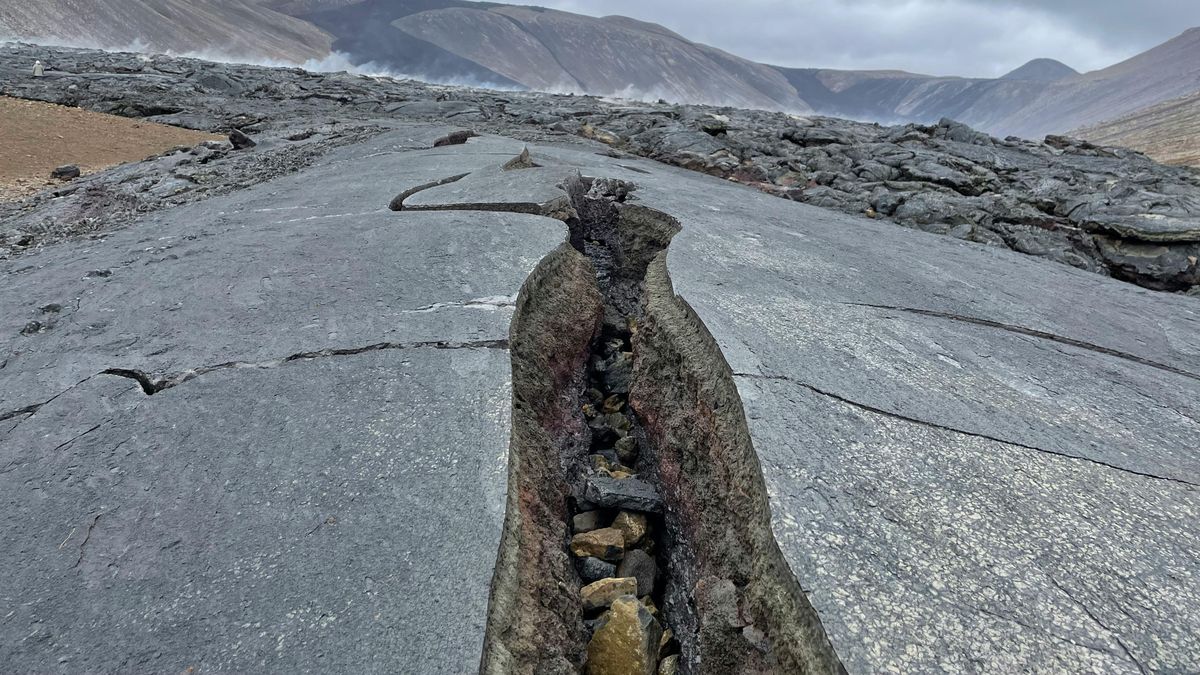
[583,475,663,513]
[2,42,1196,295]
[578,557,618,584]
[617,549,657,597]
[433,129,479,147]
[228,129,257,150]
[50,165,80,180]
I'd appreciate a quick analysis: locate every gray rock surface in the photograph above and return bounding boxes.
[1,130,564,672]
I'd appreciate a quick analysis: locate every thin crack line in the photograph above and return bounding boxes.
[73,513,102,570]
[50,423,105,454]
[735,372,1200,489]
[1048,576,1148,675]
[0,375,96,426]
[844,302,1200,383]
[104,338,509,395]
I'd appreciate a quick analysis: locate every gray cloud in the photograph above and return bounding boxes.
[530,0,1200,77]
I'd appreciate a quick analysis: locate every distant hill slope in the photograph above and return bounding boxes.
[996,27,1200,138]
[0,0,332,61]
[1001,58,1078,81]
[297,1,807,109]
[1,0,1199,146]
[1,0,810,110]
[775,28,1200,139]
[1075,91,1200,167]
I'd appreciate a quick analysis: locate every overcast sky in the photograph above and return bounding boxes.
[531,0,1200,77]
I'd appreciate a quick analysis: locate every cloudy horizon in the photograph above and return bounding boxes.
[530,0,1200,77]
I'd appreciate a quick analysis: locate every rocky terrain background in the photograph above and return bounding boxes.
[2,42,1197,296]
[3,1,1200,157]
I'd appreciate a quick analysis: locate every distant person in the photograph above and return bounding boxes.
[33,60,44,77]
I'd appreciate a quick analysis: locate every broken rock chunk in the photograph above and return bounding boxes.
[432,129,477,147]
[617,549,657,597]
[584,475,662,513]
[581,577,638,612]
[612,511,648,546]
[601,352,634,394]
[51,164,80,180]
[571,527,625,561]
[228,128,256,150]
[579,557,617,584]
[586,596,663,675]
[615,436,639,464]
[573,510,605,534]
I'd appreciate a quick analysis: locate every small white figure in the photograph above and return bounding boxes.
[33,60,44,77]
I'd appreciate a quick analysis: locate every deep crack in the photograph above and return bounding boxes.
[481,161,843,673]
[388,173,469,211]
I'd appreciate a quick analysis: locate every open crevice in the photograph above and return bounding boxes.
[387,173,470,211]
[845,302,1200,383]
[0,402,43,423]
[736,371,1200,489]
[395,187,577,221]
[101,339,508,396]
[482,169,844,673]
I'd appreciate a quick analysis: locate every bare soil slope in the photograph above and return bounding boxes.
[0,96,220,200]
[1076,91,1200,167]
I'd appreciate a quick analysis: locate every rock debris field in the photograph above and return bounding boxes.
[1,42,1199,674]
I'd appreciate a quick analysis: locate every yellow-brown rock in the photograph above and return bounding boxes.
[612,511,649,546]
[581,577,638,612]
[586,596,663,675]
[570,527,625,561]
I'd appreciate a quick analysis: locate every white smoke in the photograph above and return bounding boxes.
[0,35,524,91]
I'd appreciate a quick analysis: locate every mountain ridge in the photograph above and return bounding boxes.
[2,0,1198,160]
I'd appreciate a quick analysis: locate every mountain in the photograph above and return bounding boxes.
[292,0,808,109]
[775,67,1054,130]
[775,27,1200,137]
[0,0,333,62]
[0,0,811,111]
[996,27,1200,138]
[1074,90,1200,166]
[2,0,1199,155]
[1000,58,1078,81]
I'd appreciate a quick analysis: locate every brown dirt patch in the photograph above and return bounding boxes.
[0,96,222,201]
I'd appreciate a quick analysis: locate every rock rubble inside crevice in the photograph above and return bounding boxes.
[477,169,843,673]
[570,322,678,675]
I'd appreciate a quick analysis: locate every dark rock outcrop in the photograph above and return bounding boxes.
[1,41,1196,298]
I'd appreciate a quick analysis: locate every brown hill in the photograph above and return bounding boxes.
[1075,91,1200,167]
[0,1,332,62]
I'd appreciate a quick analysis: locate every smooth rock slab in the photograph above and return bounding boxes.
[1,348,511,673]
